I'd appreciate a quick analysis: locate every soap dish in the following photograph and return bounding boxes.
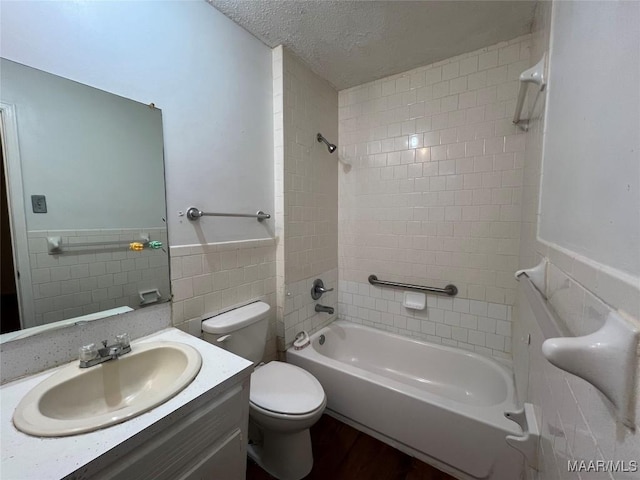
[403,292,426,310]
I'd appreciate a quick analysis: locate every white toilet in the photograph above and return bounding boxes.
[202,301,326,480]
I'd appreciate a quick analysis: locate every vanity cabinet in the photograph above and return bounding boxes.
[71,377,250,480]
[1,329,253,480]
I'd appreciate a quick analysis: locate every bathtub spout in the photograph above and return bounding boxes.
[315,304,334,314]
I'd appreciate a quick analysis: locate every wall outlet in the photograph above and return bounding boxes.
[31,195,47,213]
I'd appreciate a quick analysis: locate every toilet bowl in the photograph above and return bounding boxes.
[202,302,326,480]
[248,361,326,479]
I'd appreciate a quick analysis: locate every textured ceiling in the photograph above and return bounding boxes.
[207,1,537,90]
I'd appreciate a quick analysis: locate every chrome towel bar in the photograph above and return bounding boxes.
[47,235,153,255]
[368,275,458,296]
[186,207,270,222]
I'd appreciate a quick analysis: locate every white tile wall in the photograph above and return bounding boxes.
[518,270,640,480]
[339,280,512,358]
[273,46,287,355]
[273,46,339,351]
[515,2,640,478]
[26,227,169,326]
[280,47,338,285]
[280,268,338,349]
[338,34,531,350]
[170,239,277,361]
[518,249,640,480]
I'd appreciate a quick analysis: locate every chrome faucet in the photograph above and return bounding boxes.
[311,279,334,300]
[315,304,334,315]
[79,333,131,368]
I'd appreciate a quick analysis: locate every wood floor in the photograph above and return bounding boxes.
[247,414,455,480]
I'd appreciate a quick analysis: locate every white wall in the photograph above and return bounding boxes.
[0,0,274,245]
[1,59,165,230]
[539,0,640,279]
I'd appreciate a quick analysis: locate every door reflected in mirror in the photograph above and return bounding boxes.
[0,59,170,340]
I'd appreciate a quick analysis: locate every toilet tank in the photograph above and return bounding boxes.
[202,301,270,365]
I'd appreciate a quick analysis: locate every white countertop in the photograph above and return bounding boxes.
[0,328,253,480]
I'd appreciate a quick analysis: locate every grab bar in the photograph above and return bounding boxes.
[185,206,270,223]
[368,275,458,296]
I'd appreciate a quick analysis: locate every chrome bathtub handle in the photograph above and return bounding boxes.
[311,279,333,300]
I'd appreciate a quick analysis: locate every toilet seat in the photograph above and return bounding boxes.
[250,362,325,415]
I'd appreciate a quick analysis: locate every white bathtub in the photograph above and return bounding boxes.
[287,320,524,480]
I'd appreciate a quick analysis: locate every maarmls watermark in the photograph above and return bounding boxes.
[568,460,638,473]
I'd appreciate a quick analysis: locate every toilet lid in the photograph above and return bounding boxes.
[250,362,325,415]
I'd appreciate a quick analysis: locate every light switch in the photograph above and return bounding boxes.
[31,195,47,213]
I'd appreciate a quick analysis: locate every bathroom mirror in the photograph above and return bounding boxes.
[0,59,171,341]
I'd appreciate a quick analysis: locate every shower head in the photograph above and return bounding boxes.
[317,133,337,154]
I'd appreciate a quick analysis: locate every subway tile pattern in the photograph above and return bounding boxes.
[273,47,339,352]
[337,34,531,349]
[338,35,531,308]
[26,228,169,327]
[273,46,287,354]
[518,267,640,480]
[519,251,640,480]
[280,47,338,285]
[543,242,640,322]
[279,268,338,350]
[170,239,277,361]
[338,280,512,358]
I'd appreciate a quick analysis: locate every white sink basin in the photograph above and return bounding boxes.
[13,341,202,437]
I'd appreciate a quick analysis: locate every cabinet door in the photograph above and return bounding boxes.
[89,385,245,480]
[176,429,244,480]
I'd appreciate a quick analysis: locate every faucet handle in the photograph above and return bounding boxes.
[116,333,130,348]
[311,279,334,300]
[79,343,98,362]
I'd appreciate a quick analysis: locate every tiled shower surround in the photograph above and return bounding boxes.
[26,227,169,326]
[338,35,531,355]
[339,280,512,358]
[273,46,339,351]
[282,268,338,348]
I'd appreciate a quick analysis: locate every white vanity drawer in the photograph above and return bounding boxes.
[176,429,244,480]
[89,383,246,480]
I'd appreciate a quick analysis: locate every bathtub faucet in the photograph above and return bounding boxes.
[315,304,334,315]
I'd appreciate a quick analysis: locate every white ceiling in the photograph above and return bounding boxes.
[207,0,537,90]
